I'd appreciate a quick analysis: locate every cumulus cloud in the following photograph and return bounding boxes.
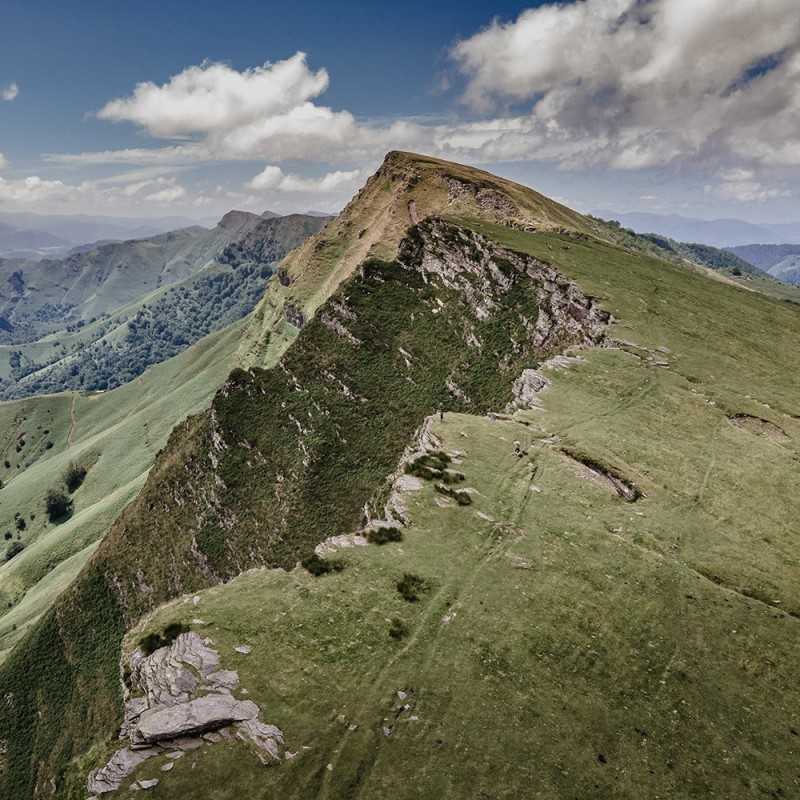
[0,175,70,203]
[1,83,18,101]
[248,165,361,192]
[98,54,329,137]
[452,0,800,169]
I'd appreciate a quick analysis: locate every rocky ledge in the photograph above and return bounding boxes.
[87,632,283,795]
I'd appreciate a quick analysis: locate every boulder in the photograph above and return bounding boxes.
[132,695,259,744]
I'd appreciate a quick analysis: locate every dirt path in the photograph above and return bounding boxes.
[67,394,78,447]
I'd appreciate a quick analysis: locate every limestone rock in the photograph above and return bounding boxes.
[235,718,285,764]
[130,633,220,708]
[87,747,159,794]
[132,695,259,744]
[507,369,549,411]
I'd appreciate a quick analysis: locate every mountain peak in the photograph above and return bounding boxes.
[217,209,263,231]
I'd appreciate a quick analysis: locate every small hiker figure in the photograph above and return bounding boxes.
[439,409,445,423]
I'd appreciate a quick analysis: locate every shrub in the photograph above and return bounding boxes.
[5,541,25,561]
[45,489,73,522]
[397,573,429,603]
[138,622,190,656]
[366,526,403,545]
[405,451,452,480]
[63,462,87,493]
[439,469,466,485]
[301,553,345,576]
[388,617,409,640]
[15,517,26,532]
[3,532,11,540]
[434,483,472,505]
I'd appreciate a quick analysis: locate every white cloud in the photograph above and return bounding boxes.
[0,175,70,203]
[0,173,191,212]
[451,0,800,169]
[20,2,800,218]
[98,54,329,137]
[712,173,791,203]
[1,83,18,101]
[145,185,187,203]
[248,165,361,192]
[45,144,208,166]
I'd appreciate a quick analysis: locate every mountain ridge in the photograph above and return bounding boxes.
[0,152,797,800]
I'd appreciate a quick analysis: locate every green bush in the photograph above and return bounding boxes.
[5,541,25,562]
[45,490,73,523]
[366,526,403,545]
[397,573,429,603]
[406,451,452,479]
[138,622,190,656]
[301,553,345,576]
[63,463,87,494]
[389,617,409,640]
[434,483,473,505]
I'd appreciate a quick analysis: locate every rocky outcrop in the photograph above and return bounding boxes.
[284,302,305,328]
[508,369,550,411]
[87,748,160,795]
[506,354,587,412]
[132,695,259,744]
[88,632,283,795]
[400,219,610,350]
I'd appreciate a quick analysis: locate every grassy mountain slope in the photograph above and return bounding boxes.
[0,318,245,661]
[0,153,798,800]
[109,226,799,800]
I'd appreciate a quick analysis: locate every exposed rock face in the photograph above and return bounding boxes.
[88,633,283,795]
[401,219,610,349]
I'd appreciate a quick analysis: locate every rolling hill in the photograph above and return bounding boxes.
[0,153,797,800]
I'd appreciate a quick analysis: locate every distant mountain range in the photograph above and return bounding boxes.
[727,243,800,285]
[0,212,209,259]
[0,210,329,397]
[600,211,800,248]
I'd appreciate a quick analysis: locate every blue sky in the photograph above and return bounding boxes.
[1,0,799,221]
